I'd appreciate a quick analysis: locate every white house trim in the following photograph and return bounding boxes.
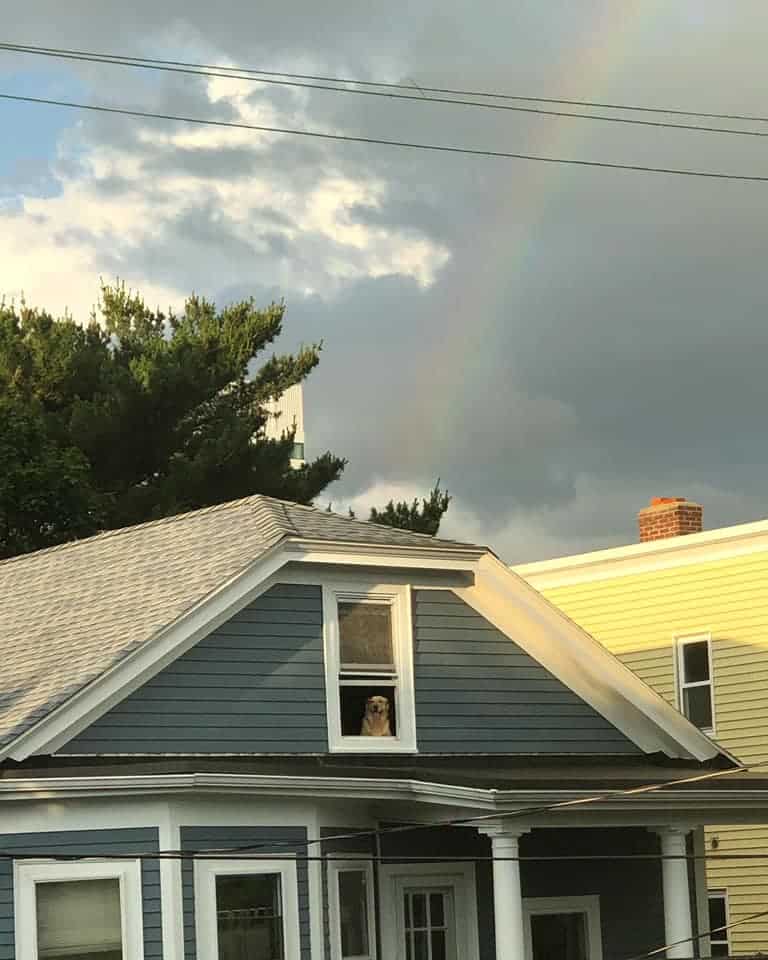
[513,516,768,589]
[323,581,417,754]
[327,856,377,960]
[522,895,603,960]
[194,855,301,960]
[158,806,185,960]
[14,857,145,960]
[379,860,480,960]
[456,554,726,761]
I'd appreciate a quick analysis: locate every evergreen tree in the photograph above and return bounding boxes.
[368,481,451,536]
[0,283,345,558]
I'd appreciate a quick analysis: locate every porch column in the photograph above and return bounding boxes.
[477,822,530,960]
[655,826,694,959]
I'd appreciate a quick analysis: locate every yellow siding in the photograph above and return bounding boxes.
[541,550,768,955]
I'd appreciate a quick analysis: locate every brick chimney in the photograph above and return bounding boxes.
[638,497,703,543]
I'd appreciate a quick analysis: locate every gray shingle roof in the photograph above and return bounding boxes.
[0,495,482,751]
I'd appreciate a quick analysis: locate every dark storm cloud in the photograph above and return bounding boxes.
[6,1,768,556]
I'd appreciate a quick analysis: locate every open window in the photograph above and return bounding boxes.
[195,858,301,960]
[328,858,377,960]
[15,858,144,960]
[676,634,715,733]
[324,585,416,752]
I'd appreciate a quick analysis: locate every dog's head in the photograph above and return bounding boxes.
[365,695,390,719]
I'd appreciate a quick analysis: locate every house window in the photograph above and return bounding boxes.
[324,585,416,752]
[328,859,376,960]
[15,859,144,960]
[195,858,301,960]
[676,634,715,732]
[523,896,603,960]
[708,891,730,957]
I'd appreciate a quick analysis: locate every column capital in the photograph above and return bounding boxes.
[651,825,694,843]
[476,819,531,842]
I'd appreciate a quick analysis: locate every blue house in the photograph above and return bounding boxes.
[0,494,764,960]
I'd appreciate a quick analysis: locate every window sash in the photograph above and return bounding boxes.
[15,859,143,960]
[328,860,376,960]
[324,583,417,753]
[676,635,715,732]
[708,892,730,955]
[194,859,301,960]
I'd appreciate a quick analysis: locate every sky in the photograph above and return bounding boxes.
[2,1,768,562]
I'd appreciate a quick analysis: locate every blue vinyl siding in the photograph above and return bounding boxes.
[62,584,326,754]
[63,584,637,756]
[180,826,310,960]
[0,827,161,959]
[413,590,640,753]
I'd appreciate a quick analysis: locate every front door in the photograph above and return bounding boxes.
[379,864,480,960]
[401,886,457,960]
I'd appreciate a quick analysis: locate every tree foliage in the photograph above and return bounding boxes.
[0,283,346,558]
[368,481,451,535]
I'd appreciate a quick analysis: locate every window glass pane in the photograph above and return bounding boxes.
[36,878,123,959]
[411,893,427,929]
[530,912,587,960]
[709,894,727,931]
[338,871,369,957]
[431,929,447,960]
[339,602,393,668]
[430,892,444,927]
[216,873,283,960]
[682,641,710,683]
[684,685,713,729]
[710,943,729,957]
[412,931,428,960]
[340,685,396,737]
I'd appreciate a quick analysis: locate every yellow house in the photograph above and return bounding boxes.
[515,497,768,956]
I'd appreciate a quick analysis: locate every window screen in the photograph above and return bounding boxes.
[216,873,283,960]
[36,878,123,960]
[339,602,394,669]
[338,870,371,958]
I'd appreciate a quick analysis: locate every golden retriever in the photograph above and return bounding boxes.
[361,695,392,736]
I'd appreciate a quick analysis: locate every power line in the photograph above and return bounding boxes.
[2,91,768,182]
[625,906,768,960]
[3,39,768,127]
[2,41,768,139]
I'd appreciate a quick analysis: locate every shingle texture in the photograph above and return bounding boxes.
[0,495,480,751]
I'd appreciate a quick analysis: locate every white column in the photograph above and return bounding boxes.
[656,826,694,959]
[478,822,530,960]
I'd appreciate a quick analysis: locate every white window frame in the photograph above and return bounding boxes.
[323,582,417,753]
[708,889,730,956]
[328,856,377,960]
[194,856,301,960]
[379,860,480,960]
[14,857,145,960]
[675,632,715,735]
[523,895,603,960]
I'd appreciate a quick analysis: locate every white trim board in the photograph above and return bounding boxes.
[456,555,725,762]
[513,517,768,589]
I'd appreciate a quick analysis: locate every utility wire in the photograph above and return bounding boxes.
[2,91,768,182]
[3,39,768,126]
[624,906,768,960]
[2,41,768,139]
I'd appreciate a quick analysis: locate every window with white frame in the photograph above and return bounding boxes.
[15,858,144,960]
[324,585,417,752]
[328,859,376,960]
[676,634,715,732]
[708,891,730,957]
[523,896,603,960]
[195,857,301,960]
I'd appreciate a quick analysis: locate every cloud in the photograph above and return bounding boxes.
[4,0,768,559]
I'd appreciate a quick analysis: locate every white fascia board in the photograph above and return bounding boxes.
[455,555,727,763]
[0,773,495,808]
[513,518,768,589]
[4,540,481,763]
